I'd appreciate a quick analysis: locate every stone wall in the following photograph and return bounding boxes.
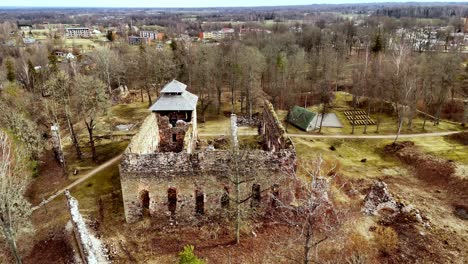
[125,114,158,154]
[261,100,294,152]
[157,114,190,153]
[120,149,296,223]
[65,191,108,264]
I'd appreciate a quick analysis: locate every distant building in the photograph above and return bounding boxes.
[23,37,36,44]
[157,32,165,41]
[65,28,90,38]
[287,106,343,131]
[199,28,235,41]
[140,30,157,40]
[128,36,150,45]
[65,53,76,60]
[18,24,33,32]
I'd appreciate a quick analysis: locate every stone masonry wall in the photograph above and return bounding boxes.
[120,149,296,222]
[125,114,158,154]
[157,114,188,153]
[261,100,294,152]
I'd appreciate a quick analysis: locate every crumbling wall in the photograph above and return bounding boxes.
[120,148,296,223]
[65,191,108,264]
[126,114,158,154]
[120,101,297,223]
[261,100,294,152]
[157,114,190,153]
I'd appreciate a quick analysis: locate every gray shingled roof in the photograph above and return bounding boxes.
[149,81,198,111]
[160,80,187,94]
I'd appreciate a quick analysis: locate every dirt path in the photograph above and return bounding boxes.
[32,154,123,211]
[199,131,462,139]
[287,131,461,139]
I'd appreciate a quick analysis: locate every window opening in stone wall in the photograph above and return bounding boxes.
[195,190,204,215]
[251,183,261,208]
[172,133,177,142]
[140,190,150,210]
[271,184,280,208]
[168,187,177,214]
[221,186,230,208]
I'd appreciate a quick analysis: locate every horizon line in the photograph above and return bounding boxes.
[1,1,468,9]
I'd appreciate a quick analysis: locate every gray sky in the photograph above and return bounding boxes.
[0,0,465,8]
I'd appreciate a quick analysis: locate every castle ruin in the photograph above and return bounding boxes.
[119,80,297,223]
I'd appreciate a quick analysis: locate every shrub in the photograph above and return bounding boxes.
[179,245,205,264]
[374,226,399,255]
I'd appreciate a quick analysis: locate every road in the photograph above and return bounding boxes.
[32,154,123,211]
[286,131,461,139]
[199,130,462,139]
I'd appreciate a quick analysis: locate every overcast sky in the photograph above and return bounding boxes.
[1,0,465,8]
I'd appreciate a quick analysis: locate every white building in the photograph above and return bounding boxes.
[140,30,157,40]
[65,28,90,38]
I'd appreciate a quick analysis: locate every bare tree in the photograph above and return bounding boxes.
[75,75,109,162]
[45,71,82,161]
[0,131,33,264]
[272,156,339,264]
[92,47,120,95]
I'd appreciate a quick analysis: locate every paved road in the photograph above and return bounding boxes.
[200,131,462,139]
[32,154,123,211]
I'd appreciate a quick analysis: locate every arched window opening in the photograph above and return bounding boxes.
[168,187,177,214]
[221,186,230,209]
[140,190,150,210]
[195,190,204,215]
[251,183,261,208]
[271,184,280,208]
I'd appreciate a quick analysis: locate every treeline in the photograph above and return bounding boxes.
[375,5,468,19]
[1,13,468,166]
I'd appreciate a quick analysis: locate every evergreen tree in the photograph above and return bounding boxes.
[178,245,205,264]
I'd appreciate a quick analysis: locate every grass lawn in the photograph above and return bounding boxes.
[277,91,463,136]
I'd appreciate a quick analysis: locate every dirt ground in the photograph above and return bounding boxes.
[381,142,468,263]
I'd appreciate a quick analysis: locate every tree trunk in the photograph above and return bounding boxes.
[434,104,443,126]
[3,225,22,264]
[318,104,326,134]
[146,87,152,107]
[422,113,427,130]
[140,87,144,102]
[86,120,97,162]
[394,105,404,144]
[303,225,312,264]
[235,172,240,244]
[66,111,82,160]
[376,100,384,133]
[217,86,222,115]
[363,99,371,134]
